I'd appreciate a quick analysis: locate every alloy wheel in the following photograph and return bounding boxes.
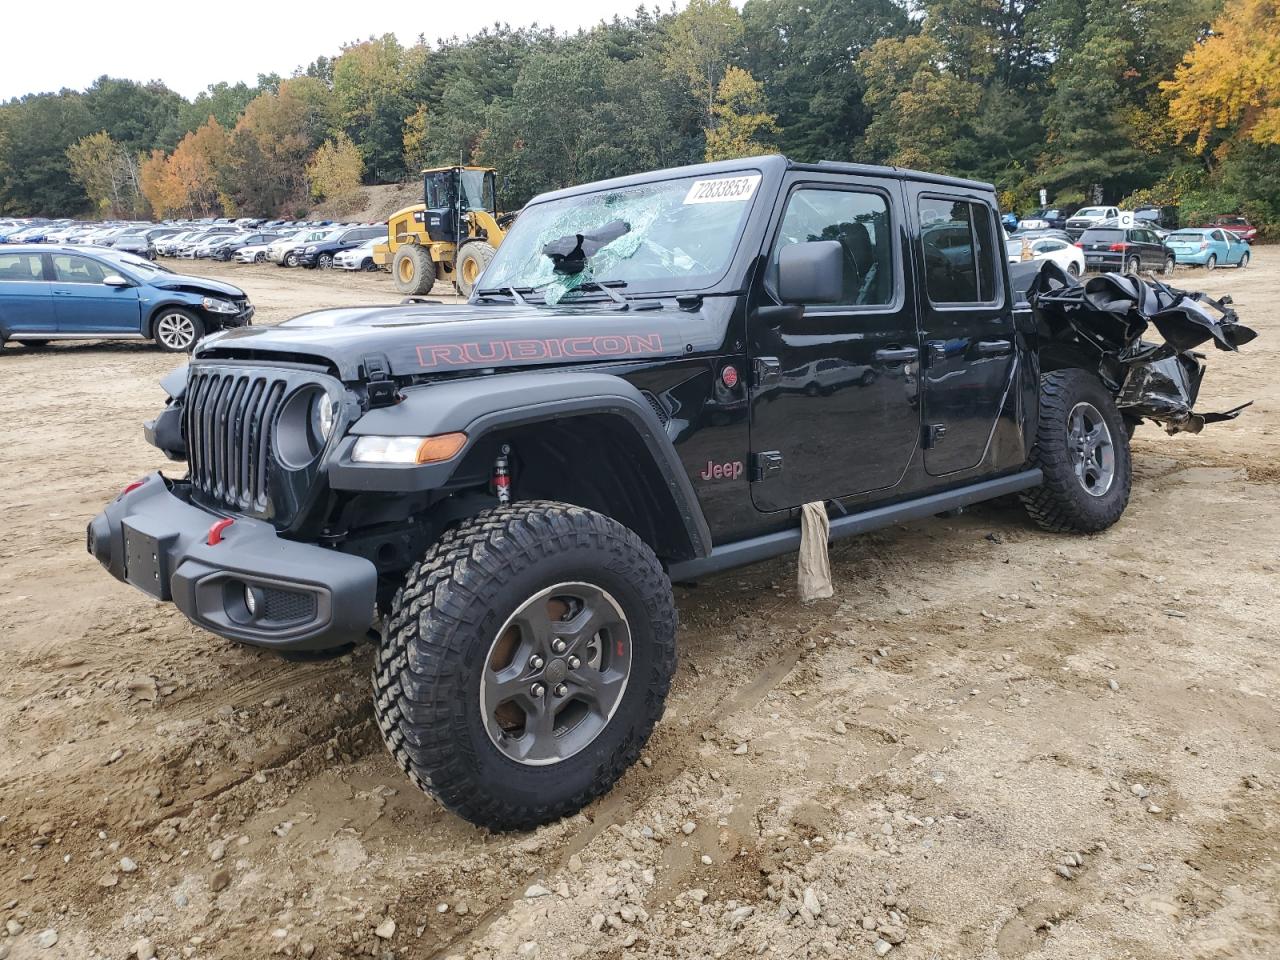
[155,313,197,351]
[479,582,632,766]
[1067,402,1115,498]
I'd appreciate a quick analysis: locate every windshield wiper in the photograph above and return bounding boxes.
[569,280,631,307]
[475,285,535,305]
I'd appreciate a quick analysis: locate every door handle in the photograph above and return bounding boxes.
[976,340,1012,356]
[875,347,919,364]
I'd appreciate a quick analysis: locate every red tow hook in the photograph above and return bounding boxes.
[207,518,234,546]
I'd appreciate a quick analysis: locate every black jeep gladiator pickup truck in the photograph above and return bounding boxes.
[88,155,1253,830]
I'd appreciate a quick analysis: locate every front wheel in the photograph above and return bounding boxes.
[455,241,496,298]
[317,253,334,270]
[153,309,205,353]
[1020,369,1131,534]
[1162,255,1175,276]
[284,252,299,268]
[372,502,677,831]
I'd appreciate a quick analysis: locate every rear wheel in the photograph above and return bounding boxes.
[393,245,436,295]
[1020,369,1131,534]
[1066,261,1081,279]
[153,308,205,353]
[372,501,676,831]
[1126,256,1140,274]
[455,241,497,298]
[1206,254,1217,271]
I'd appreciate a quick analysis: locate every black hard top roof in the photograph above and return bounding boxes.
[531,154,995,206]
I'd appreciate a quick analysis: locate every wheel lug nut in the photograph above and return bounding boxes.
[567,655,581,670]
[529,655,544,670]
[531,683,546,698]
[554,683,568,697]
[551,638,567,654]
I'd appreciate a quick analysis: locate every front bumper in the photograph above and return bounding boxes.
[87,473,376,651]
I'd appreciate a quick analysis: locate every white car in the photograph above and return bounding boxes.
[334,236,383,271]
[1006,235,1085,278]
[236,241,276,263]
[1064,206,1124,238]
[267,229,329,267]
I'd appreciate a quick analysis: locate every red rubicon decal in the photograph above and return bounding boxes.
[416,334,665,368]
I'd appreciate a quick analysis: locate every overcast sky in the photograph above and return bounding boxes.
[0,1,661,101]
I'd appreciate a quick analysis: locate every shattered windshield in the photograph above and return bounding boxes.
[480,171,762,304]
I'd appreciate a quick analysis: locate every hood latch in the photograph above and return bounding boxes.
[360,353,399,408]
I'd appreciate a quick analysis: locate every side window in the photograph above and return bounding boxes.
[769,188,893,306]
[919,197,1000,304]
[51,254,107,285]
[0,253,44,281]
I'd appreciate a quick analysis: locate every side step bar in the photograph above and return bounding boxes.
[667,468,1042,583]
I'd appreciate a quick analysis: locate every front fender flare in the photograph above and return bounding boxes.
[329,371,713,559]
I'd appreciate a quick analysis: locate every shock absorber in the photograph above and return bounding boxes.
[493,444,512,505]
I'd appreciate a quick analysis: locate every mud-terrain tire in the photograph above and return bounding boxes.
[372,501,677,831]
[1020,369,1131,534]
[393,244,436,295]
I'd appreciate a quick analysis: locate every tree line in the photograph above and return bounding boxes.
[0,0,1276,230]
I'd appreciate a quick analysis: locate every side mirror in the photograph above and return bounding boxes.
[103,274,130,287]
[777,240,844,305]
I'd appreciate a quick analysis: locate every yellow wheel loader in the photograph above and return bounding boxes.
[374,165,512,297]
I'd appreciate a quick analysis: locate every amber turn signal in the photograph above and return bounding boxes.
[415,433,468,463]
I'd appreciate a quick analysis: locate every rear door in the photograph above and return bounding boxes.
[910,191,1016,476]
[49,253,140,333]
[0,252,55,334]
[748,172,921,510]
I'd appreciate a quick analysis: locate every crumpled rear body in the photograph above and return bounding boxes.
[1020,262,1257,433]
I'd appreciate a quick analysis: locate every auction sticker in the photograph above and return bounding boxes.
[684,174,762,205]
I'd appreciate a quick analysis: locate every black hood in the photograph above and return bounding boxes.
[195,301,726,380]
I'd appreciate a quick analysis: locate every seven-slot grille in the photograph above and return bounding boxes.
[184,368,288,512]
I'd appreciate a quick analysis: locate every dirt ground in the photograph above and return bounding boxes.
[1,253,1276,960]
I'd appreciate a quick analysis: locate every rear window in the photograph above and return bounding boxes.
[1080,229,1124,243]
[1167,232,1203,242]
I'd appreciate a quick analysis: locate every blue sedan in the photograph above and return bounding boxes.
[1163,228,1252,270]
[0,245,253,352]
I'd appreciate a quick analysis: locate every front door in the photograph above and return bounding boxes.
[0,251,55,334]
[748,175,921,511]
[49,253,140,333]
[910,191,1017,476]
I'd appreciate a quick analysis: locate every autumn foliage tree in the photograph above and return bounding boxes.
[66,131,145,218]
[704,67,778,160]
[307,133,364,213]
[1163,0,1280,157]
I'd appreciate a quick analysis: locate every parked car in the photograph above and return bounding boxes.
[212,232,283,262]
[1162,228,1252,270]
[1064,206,1121,239]
[0,245,253,352]
[1076,226,1174,274]
[334,236,384,271]
[235,240,277,264]
[1135,205,1178,231]
[1017,206,1079,231]
[1006,234,1085,277]
[1001,212,1018,232]
[268,229,330,267]
[296,225,386,269]
[1199,215,1257,244]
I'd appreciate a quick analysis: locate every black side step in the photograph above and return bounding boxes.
[667,469,1042,583]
